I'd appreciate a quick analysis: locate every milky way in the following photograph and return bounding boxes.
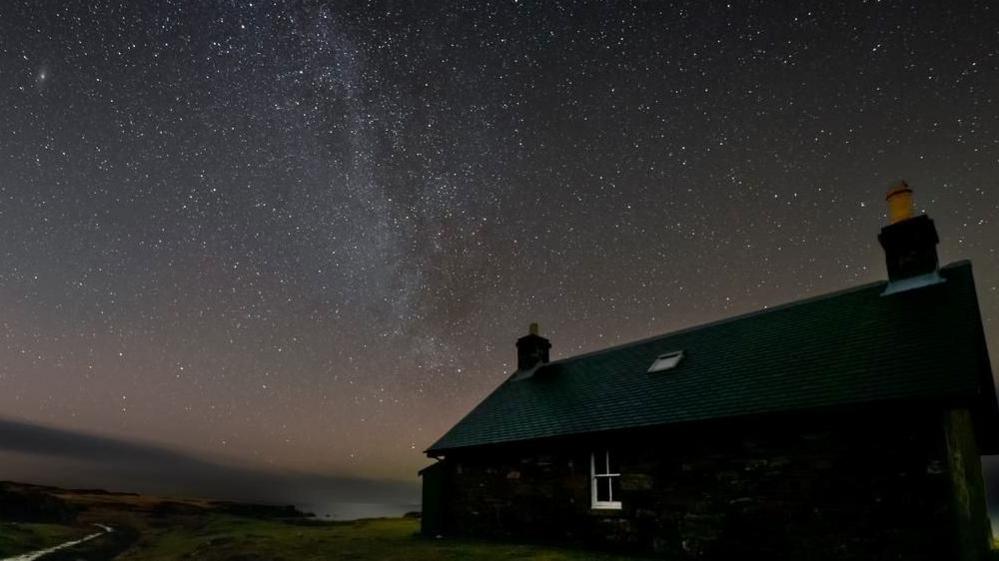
[1,1,997,495]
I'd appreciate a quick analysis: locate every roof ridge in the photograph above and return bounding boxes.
[541,261,972,370]
[540,279,883,368]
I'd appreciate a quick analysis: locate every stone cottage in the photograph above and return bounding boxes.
[420,184,998,560]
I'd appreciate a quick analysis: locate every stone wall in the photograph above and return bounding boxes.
[436,406,990,560]
[944,408,992,561]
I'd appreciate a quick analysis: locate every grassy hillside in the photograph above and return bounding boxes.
[0,522,89,557]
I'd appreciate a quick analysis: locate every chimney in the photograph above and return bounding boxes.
[516,322,551,371]
[877,181,944,294]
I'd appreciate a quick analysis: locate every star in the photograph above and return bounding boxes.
[0,0,996,515]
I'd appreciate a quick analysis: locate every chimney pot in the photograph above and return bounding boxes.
[886,180,915,224]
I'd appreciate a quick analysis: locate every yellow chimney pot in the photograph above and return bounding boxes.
[886,180,914,225]
[529,322,539,336]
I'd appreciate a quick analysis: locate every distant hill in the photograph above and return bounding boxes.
[0,481,80,523]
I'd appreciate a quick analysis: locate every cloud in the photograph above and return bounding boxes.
[0,417,418,509]
[0,417,209,467]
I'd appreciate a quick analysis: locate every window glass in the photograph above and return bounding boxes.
[591,450,622,509]
[648,350,684,373]
[596,477,611,502]
[610,475,621,500]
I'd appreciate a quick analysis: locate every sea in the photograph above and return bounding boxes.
[296,501,421,521]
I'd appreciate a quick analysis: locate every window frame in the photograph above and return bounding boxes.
[590,450,622,510]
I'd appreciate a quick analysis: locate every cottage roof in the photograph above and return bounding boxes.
[428,261,999,454]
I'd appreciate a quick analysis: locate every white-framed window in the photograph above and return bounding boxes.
[590,450,622,510]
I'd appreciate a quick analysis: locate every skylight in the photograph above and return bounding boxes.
[647,351,684,374]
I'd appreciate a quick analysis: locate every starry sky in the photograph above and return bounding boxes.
[1,1,998,505]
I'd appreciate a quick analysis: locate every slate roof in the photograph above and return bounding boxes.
[428,261,998,454]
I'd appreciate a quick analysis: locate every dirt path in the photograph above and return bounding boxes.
[0,525,113,561]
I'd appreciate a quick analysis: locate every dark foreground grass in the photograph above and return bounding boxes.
[114,517,639,561]
[38,526,140,561]
[0,522,89,557]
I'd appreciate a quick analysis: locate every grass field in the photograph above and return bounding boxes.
[114,516,638,561]
[0,522,89,557]
[3,515,640,561]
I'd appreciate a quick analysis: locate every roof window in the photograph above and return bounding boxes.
[647,351,684,373]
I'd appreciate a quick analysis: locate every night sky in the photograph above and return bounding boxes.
[1,1,998,505]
